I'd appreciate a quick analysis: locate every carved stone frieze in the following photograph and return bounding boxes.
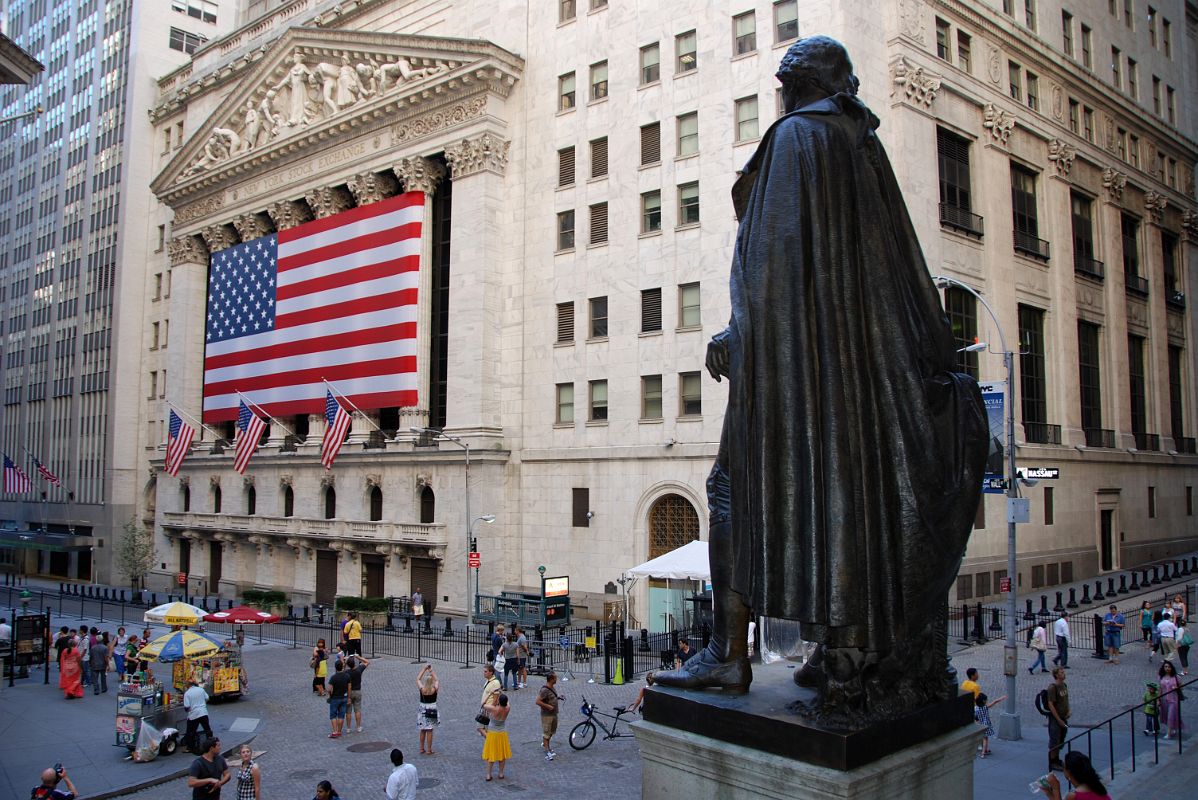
[347,170,400,206]
[986,47,1002,84]
[168,235,209,266]
[177,127,242,183]
[321,473,335,489]
[444,132,511,179]
[209,475,221,488]
[390,96,488,146]
[889,56,941,108]
[365,474,381,489]
[231,212,273,242]
[982,104,1014,145]
[267,200,314,231]
[1144,191,1168,224]
[243,475,255,488]
[1184,166,1195,198]
[1077,285,1103,311]
[279,475,293,488]
[201,224,239,254]
[393,156,446,196]
[305,186,354,219]
[178,475,190,488]
[1050,84,1064,121]
[174,195,224,225]
[1126,298,1149,330]
[897,0,926,42]
[1102,168,1127,202]
[1182,210,1198,242]
[1047,139,1076,177]
[416,473,431,488]
[1167,312,1186,337]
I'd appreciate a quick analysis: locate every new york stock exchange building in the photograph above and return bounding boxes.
[140,0,1198,626]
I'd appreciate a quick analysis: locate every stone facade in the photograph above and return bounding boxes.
[132,1,1197,621]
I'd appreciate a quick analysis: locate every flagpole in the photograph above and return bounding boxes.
[321,378,393,439]
[171,405,232,445]
[235,391,298,439]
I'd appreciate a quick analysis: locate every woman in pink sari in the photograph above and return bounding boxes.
[59,637,84,699]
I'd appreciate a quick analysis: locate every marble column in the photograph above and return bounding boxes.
[1098,167,1130,447]
[1142,192,1170,448]
[166,235,212,444]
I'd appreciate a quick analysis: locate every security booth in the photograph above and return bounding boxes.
[474,575,573,629]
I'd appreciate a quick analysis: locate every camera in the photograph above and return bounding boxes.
[54,763,63,780]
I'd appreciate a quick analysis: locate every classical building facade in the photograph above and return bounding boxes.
[136,0,1196,625]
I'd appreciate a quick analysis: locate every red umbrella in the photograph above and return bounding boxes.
[203,607,281,625]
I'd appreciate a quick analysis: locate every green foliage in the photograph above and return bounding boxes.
[242,588,288,607]
[115,519,156,589]
[334,595,389,613]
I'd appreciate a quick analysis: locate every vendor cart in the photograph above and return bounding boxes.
[170,640,245,700]
[114,677,185,756]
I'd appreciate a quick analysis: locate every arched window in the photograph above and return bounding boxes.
[369,485,383,521]
[648,493,700,558]
[246,485,257,516]
[420,485,435,524]
[213,485,222,514]
[182,484,191,512]
[324,486,337,519]
[282,485,294,517]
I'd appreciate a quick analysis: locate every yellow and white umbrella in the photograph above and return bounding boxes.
[143,601,208,626]
[137,630,225,663]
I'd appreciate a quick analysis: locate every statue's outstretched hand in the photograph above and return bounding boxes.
[706,338,730,382]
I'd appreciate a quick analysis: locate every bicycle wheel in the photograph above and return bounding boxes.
[569,719,597,750]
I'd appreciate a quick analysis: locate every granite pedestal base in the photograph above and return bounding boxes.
[634,718,977,800]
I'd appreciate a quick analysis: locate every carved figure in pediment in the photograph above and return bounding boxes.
[258,89,282,138]
[379,57,444,92]
[359,58,382,97]
[241,102,262,152]
[278,52,316,126]
[178,127,241,181]
[336,55,365,108]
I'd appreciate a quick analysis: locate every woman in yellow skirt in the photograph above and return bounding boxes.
[481,693,511,781]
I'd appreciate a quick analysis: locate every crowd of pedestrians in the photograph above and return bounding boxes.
[50,625,143,700]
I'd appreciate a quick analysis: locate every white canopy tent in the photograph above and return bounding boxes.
[626,539,710,581]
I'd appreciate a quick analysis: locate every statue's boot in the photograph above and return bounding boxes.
[794,643,825,687]
[651,521,752,693]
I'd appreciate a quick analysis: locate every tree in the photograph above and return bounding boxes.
[115,518,156,590]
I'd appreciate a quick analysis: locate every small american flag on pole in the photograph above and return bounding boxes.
[320,390,353,470]
[165,409,196,477]
[202,192,422,423]
[28,453,63,488]
[233,401,267,474]
[3,454,31,493]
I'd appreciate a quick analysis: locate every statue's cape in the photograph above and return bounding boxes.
[723,94,988,648]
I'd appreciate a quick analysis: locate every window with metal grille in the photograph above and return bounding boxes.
[590,61,608,101]
[678,282,700,328]
[556,301,574,343]
[648,494,699,558]
[642,374,662,419]
[641,191,662,234]
[1010,164,1042,253]
[678,182,700,225]
[641,288,662,332]
[735,96,758,142]
[1129,335,1147,435]
[559,72,576,111]
[557,383,575,424]
[677,112,698,157]
[1018,304,1047,428]
[640,43,660,84]
[557,210,575,250]
[589,203,608,245]
[774,0,798,42]
[1169,346,1184,440]
[944,287,979,378]
[558,146,575,188]
[572,487,590,527]
[590,138,608,179]
[589,380,608,421]
[1121,214,1140,278]
[676,30,697,72]
[956,574,974,601]
[641,122,661,165]
[1078,321,1103,432]
[1163,231,1180,294]
[589,296,608,338]
[680,371,702,416]
[937,128,972,212]
[733,12,756,55]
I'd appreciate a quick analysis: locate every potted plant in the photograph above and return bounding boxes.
[241,588,289,618]
[334,595,390,627]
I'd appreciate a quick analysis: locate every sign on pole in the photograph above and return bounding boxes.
[978,381,1006,494]
[468,552,481,569]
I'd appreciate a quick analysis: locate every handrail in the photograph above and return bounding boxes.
[1062,673,1196,784]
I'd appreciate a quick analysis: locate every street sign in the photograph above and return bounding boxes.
[177,572,187,586]
[1000,577,1012,593]
[1018,467,1060,480]
[468,552,481,568]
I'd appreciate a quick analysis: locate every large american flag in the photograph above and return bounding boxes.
[3,454,31,493]
[320,390,353,470]
[28,452,63,488]
[165,409,196,477]
[202,192,423,422]
[233,401,267,474]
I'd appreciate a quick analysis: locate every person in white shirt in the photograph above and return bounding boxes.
[1157,612,1178,662]
[1027,623,1049,674]
[1051,611,1071,669]
[385,748,417,800]
[183,678,213,754]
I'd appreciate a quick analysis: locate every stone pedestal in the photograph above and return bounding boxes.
[634,718,976,800]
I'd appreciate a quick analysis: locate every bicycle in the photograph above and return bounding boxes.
[568,696,637,750]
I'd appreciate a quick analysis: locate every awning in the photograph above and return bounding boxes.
[0,530,93,552]
[626,539,710,581]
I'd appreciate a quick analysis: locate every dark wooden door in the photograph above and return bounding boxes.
[1100,509,1114,571]
[362,555,384,598]
[316,550,338,605]
[209,542,223,590]
[411,558,439,614]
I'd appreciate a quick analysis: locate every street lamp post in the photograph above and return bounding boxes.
[411,427,472,626]
[934,275,1022,742]
[470,514,496,615]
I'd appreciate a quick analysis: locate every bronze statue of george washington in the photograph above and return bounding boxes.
[651,36,988,726]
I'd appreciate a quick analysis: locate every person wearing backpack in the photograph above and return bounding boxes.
[1045,667,1070,772]
[1028,623,1049,674]
[31,764,77,799]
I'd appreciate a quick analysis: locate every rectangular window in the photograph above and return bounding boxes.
[1124,0,1133,28]
[572,487,589,527]
[774,0,798,42]
[558,146,575,188]
[641,122,661,165]
[1148,6,1157,46]
[1081,25,1092,68]
[1117,128,1127,162]
[560,0,576,23]
[557,383,575,424]
[589,296,608,338]
[151,321,160,350]
[1163,231,1180,295]
[735,96,759,142]
[640,43,660,85]
[937,128,977,234]
[676,30,697,73]
[1162,19,1171,58]
[936,18,951,60]
[1166,86,1175,124]
[1128,335,1147,435]
[641,191,662,234]
[1068,99,1079,133]
[557,210,575,251]
[589,202,608,245]
[678,282,701,328]
[1078,321,1103,433]
[589,380,608,422]
[1083,106,1094,142]
[558,72,576,111]
[957,31,972,72]
[168,27,206,54]
[591,0,607,9]
[162,129,171,154]
[1153,76,1162,115]
[149,371,158,399]
[641,288,662,332]
[677,112,698,157]
[1127,58,1137,98]
[1128,134,1139,169]
[1167,158,1177,189]
[1169,345,1185,441]
[1188,486,1194,517]
[1044,486,1054,525]
[172,0,218,23]
[1149,486,1156,518]
[556,301,574,343]
[945,288,979,378]
[1008,61,1023,101]
[1018,305,1048,433]
[641,375,663,419]
[678,182,700,225]
[1061,10,1074,56]
[1122,214,1141,280]
[680,371,702,416]
[1025,0,1037,29]
[1111,46,1121,87]
[1026,73,1039,110]
[957,574,974,601]
[589,61,608,102]
[1071,192,1096,266]
[157,225,166,252]
[1011,164,1042,257]
[733,11,756,56]
[154,273,163,300]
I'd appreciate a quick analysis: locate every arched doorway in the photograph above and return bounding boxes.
[647,493,700,632]
[419,485,435,523]
[369,485,383,521]
[324,486,337,519]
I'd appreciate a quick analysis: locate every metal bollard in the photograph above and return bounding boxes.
[973,602,987,644]
[1182,559,1192,577]
[1023,599,1036,620]
[1118,574,1128,594]
[988,608,1003,633]
[1080,583,1092,604]
[404,614,414,634]
[1129,571,1141,591]
[1151,566,1162,585]
[1066,588,1078,609]
[1107,577,1117,596]
[1171,561,1181,581]
[1053,592,1065,612]
[1094,580,1105,602]
[1037,595,1051,618]
[1091,615,1106,660]
[443,617,454,638]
